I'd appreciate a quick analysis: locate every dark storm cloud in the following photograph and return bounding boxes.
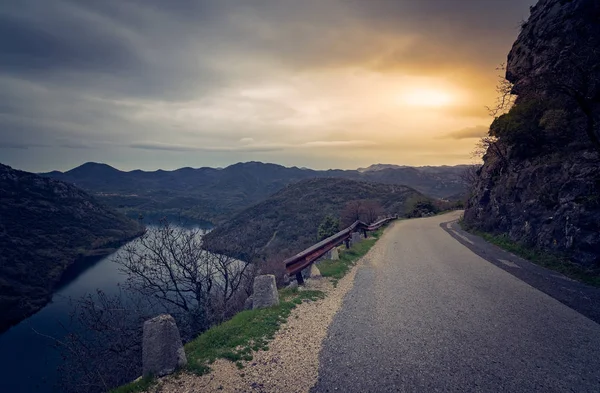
[344,0,534,74]
[0,0,534,94]
[0,0,535,170]
[0,0,231,100]
[0,3,139,75]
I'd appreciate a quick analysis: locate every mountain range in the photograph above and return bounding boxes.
[42,162,468,224]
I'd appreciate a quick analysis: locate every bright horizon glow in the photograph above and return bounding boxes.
[400,88,455,107]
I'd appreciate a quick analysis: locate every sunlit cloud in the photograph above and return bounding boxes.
[442,125,490,140]
[0,0,536,171]
[129,142,283,153]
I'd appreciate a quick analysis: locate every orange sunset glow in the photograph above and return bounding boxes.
[0,0,536,171]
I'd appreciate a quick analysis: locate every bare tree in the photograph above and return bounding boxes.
[341,200,364,227]
[486,63,517,117]
[459,165,482,189]
[362,200,384,224]
[473,135,513,172]
[39,289,157,393]
[117,219,255,334]
[42,220,258,393]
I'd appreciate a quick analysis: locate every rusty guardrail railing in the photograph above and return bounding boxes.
[284,215,397,284]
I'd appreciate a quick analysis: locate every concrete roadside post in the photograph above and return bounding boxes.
[252,274,280,309]
[142,314,187,377]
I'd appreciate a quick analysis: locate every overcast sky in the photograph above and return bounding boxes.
[0,0,535,172]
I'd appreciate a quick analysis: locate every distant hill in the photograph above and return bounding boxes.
[41,162,468,224]
[357,164,409,172]
[0,164,143,332]
[203,178,429,259]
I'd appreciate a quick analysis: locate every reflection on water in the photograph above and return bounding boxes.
[0,225,209,393]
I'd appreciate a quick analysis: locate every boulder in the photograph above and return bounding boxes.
[252,274,280,309]
[330,248,339,260]
[142,314,187,377]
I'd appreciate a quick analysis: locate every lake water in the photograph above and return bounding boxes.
[0,225,209,393]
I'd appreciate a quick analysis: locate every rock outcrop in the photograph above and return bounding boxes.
[464,0,600,268]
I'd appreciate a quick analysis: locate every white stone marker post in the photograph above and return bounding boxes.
[252,274,280,309]
[142,314,187,377]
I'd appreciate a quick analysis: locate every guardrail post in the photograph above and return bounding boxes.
[344,238,350,249]
[295,272,305,286]
[363,229,367,238]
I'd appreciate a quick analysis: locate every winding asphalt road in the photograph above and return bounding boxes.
[312,212,600,393]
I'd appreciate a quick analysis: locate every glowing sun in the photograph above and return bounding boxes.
[400,88,454,107]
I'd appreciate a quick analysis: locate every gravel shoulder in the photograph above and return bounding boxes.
[144,225,395,393]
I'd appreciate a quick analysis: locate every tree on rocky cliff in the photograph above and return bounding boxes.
[485,63,516,118]
[459,165,482,190]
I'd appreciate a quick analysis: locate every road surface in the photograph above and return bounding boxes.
[312,212,600,392]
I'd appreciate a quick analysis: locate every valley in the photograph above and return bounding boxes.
[41,162,468,225]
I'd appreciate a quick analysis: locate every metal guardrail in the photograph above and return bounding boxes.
[284,216,397,283]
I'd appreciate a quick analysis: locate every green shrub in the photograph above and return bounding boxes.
[317,215,340,241]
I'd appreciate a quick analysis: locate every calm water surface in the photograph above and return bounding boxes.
[0,225,208,393]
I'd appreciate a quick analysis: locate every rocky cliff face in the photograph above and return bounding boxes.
[464,0,600,268]
[506,0,600,97]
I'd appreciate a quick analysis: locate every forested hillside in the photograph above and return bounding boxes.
[203,178,434,260]
[42,162,467,224]
[0,164,143,332]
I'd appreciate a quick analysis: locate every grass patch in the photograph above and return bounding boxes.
[319,227,386,285]
[467,228,600,287]
[109,375,155,393]
[184,288,324,375]
[111,224,391,392]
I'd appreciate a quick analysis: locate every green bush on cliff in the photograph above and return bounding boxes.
[489,98,549,157]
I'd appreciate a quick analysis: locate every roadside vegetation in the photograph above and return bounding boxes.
[464,226,600,287]
[112,288,325,393]
[203,178,424,260]
[112,223,391,393]
[319,227,385,285]
[185,288,325,375]
[110,376,155,393]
